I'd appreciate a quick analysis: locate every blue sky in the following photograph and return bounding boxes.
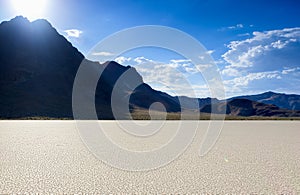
[0,0,300,98]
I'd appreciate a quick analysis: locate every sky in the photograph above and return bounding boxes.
[0,0,300,98]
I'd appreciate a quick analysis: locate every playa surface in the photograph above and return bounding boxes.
[0,121,299,194]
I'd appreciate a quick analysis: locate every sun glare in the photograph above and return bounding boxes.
[11,0,47,21]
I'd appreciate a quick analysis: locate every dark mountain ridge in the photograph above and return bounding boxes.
[0,16,181,119]
[201,98,300,117]
[0,16,299,119]
[228,91,300,111]
[0,16,84,118]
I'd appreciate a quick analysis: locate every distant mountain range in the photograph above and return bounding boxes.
[201,99,300,117]
[0,16,299,119]
[228,91,300,110]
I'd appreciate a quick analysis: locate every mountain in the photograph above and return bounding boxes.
[0,16,84,118]
[0,16,182,119]
[0,16,299,119]
[201,99,300,117]
[174,96,219,110]
[94,60,181,119]
[229,91,300,110]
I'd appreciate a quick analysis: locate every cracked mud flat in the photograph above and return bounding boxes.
[0,121,299,194]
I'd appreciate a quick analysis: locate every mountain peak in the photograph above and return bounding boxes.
[11,15,30,22]
[8,16,52,26]
[31,18,53,28]
[0,16,29,27]
[0,16,56,36]
[0,16,54,30]
[264,91,276,95]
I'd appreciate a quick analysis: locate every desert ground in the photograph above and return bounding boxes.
[0,121,299,194]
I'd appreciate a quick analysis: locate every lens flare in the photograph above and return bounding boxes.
[11,0,47,21]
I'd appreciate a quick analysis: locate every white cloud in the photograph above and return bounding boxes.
[92,51,114,56]
[195,63,213,72]
[169,59,213,74]
[134,60,190,95]
[112,56,212,97]
[220,27,300,95]
[134,56,153,64]
[221,67,240,77]
[169,59,198,73]
[282,67,300,74]
[219,24,244,31]
[222,27,300,73]
[114,56,132,64]
[64,29,82,38]
[224,71,281,87]
[206,50,215,54]
[170,59,191,64]
[238,33,250,37]
[270,40,289,49]
[228,23,244,29]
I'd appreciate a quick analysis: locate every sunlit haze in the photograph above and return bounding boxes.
[10,0,47,21]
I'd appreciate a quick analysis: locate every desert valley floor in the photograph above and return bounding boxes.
[0,121,299,194]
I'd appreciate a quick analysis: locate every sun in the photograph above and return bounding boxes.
[10,0,48,21]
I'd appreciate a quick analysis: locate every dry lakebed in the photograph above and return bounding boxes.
[0,121,299,194]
